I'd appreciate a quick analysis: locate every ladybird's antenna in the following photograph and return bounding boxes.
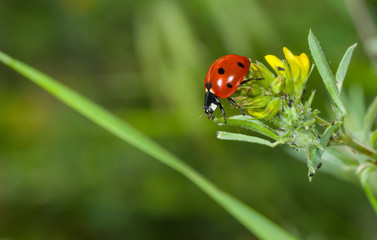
[241,77,264,85]
[198,113,205,119]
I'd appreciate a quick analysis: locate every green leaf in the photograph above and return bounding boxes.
[217,131,281,147]
[336,43,357,93]
[0,51,298,240]
[362,181,377,215]
[357,167,377,215]
[217,115,280,141]
[308,30,346,117]
[306,144,323,181]
[371,129,377,149]
[320,121,342,147]
[305,122,341,181]
[305,90,316,108]
[363,96,377,141]
[325,147,359,167]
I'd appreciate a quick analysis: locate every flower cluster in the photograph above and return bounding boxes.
[266,47,310,97]
[227,47,323,178]
[218,33,377,188]
[232,47,311,119]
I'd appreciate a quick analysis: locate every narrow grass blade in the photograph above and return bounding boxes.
[216,115,280,141]
[217,131,276,147]
[363,96,377,141]
[308,30,346,117]
[0,51,298,240]
[336,43,357,93]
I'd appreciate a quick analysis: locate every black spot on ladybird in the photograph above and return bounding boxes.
[237,62,245,68]
[206,82,212,90]
[218,68,225,74]
[226,83,233,88]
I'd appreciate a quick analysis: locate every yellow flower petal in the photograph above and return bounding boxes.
[298,53,310,80]
[282,47,294,58]
[283,47,301,81]
[265,55,283,75]
[265,47,311,97]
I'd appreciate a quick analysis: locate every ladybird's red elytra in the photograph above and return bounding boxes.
[203,55,251,123]
[204,55,250,98]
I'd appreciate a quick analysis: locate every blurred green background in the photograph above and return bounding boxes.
[0,0,377,239]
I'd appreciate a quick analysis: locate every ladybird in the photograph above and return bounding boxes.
[203,54,251,123]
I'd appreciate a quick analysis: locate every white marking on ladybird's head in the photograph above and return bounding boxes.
[205,88,208,92]
[210,88,214,94]
[210,103,217,111]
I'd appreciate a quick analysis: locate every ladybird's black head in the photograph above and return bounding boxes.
[203,91,218,120]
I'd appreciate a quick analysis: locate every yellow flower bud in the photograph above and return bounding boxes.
[264,97,282,119]
[271,75,286,94]
[242,96,273,109]
[246,108,266,118]
[236,83,262,97]
[249,84,262,96]
[246,97,281,119]
[248,62,275,89]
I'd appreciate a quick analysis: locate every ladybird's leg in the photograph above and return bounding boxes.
[228,97,244,115]
[217,101,226,123]
[241,78,264,85]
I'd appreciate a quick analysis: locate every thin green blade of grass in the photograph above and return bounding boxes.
[0,51,298,240]
[308,30,346,117]
[336,43,357,93]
